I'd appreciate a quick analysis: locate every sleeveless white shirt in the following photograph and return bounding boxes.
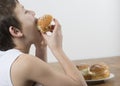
[0,49,22,86]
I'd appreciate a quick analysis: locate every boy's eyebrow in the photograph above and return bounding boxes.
[19,4,24,9]
[21,5,25,10]
[22,6,24,8]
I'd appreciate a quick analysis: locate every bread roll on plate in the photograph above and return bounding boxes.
[90,63,110,80]
[76,64,92,80]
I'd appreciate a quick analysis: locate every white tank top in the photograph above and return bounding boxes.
[0,49,22,86]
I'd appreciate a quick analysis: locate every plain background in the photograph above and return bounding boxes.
[19,0,120,62]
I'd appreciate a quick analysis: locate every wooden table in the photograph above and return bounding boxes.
[49,56,120,86]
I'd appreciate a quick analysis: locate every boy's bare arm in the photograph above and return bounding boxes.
[52,49,87,86]
[17,54,87,86]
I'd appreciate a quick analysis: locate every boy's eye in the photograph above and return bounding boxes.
[25,10,28,14]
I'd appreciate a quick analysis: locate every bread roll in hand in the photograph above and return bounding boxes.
[37,14,54,33]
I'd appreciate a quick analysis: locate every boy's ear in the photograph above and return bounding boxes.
[9,26,23,37]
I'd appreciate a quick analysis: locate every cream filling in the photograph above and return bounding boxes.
[80,68,92,75]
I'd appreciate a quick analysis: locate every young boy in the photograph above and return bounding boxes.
[0,0,87,86]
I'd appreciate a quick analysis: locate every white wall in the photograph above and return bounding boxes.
[19,0,120,62]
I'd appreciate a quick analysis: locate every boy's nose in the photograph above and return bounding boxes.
[28,10,36,16]
[31,11,36,16]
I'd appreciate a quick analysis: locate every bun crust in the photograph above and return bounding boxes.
[37,14,53,32]
[76,64,89,70]
[90,63,109,73]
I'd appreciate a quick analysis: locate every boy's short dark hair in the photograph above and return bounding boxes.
[0,0,22,51]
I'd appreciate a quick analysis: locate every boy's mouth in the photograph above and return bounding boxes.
[35,18,38,25]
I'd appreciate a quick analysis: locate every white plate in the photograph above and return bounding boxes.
[86,73,114,82]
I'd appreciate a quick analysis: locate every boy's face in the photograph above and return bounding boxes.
[14,3,36,29]
[14,3,41,43]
